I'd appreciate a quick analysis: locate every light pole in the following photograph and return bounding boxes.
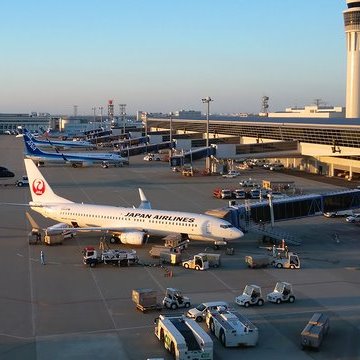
[201,96,213,173]
[99,106,103,128]
[91,107,96,130]
[169,112,173,145]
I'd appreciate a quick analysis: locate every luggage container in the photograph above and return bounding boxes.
[301,313,329,350]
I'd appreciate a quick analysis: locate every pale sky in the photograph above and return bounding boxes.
[0,0,347,115]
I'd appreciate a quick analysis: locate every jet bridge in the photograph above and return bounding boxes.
[206,189,360,245]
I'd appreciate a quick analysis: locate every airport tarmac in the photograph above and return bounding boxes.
[0,135,359,360]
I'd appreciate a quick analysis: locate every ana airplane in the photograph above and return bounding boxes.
[20,128,96,150]
[24,159,243,245]
[22,133,128,168]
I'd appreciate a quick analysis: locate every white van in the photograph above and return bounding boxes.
[323,209,354,218]
[186,301,228,322]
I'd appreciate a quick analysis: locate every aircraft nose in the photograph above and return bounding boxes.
[232,228,244,239]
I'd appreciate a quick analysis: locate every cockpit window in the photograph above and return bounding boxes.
[220,224,233,229]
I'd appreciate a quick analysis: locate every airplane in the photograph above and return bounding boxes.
[23,159,243,245]
[22,132,128,168]
[19,128,96,150]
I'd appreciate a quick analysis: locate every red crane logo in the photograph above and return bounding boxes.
[32,179,46,195]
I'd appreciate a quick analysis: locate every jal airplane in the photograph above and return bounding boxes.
[22,133,127,168]
[20,128,96,150]
[24,159,243,245]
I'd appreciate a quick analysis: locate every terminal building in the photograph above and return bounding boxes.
[0,113,52,133]
[145,115,360,180]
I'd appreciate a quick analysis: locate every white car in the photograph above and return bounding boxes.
[346,213,360,222]
[239,179,259,187]
[186,301,228,322]
[222,170,240,178]
[324,210,354,218]
[143,153,161,161]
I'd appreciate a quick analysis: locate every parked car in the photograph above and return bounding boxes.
[16,176,29,187]
[324,210,354,218]
[239,179,259,187]
[233,189,246,199]
[186,301,229,322]
[346,213,360,222]
[269,164,284,171]
[222,170,240,178]
[143,153,161,161]
[249,188,268,199]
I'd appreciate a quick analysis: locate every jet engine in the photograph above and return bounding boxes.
[119,231,147,245]
[45,223,76,237]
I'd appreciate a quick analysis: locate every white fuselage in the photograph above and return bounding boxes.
[31,202,242,242]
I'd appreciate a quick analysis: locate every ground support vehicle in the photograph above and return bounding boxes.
[28,229,42,245]
[245,255,270,268]
[150,245,180,258]
[267,282,295,304]
[16,176,29,187]
[213,188,233,199]
[197,253,221,268]
[160,251,182,265]
[43,233,69,245]
[150,239,188,258]
[182,254,209,270]
[205,308,258,347]
[272,252,301,269]
[83,247,138,268]
[154,314,213,360]
[235,285,265,307]
[301,313,330,350]
[186,302,229,322]
[232,189,246,199]
[132,288,162,312]
[144,153,161,161]
[162,288,191,310]
[222,170,240,178]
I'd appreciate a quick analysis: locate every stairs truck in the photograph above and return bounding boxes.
[82,247,138,268]
[154,314,213,360]
[205,308,258,347]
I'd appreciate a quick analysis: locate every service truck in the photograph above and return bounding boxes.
[83,247,138,268]
[205,308,258,347]
[154,314,213,360]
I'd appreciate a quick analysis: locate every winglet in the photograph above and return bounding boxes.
[138,188,151,209]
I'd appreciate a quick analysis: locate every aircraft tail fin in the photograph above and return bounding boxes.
[24,159,73,204]
[23,133,44,156]
[138,188,151,209]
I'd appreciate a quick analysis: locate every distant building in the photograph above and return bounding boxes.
[175,110,202,119]
[268,105,345,118]
[0,113,51,134]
